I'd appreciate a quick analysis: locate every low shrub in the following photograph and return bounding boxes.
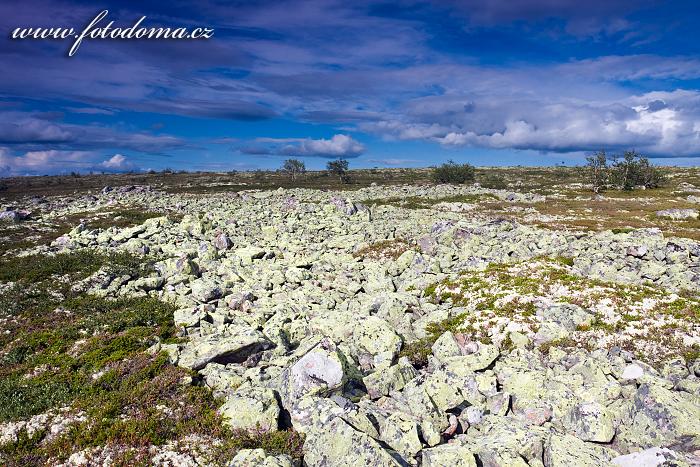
[432,161,475,184]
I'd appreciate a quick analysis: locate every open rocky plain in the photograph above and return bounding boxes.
[1,168,699,466]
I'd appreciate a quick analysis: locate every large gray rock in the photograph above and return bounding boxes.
[277,339,353,410]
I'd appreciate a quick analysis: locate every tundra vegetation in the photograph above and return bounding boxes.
[0,163,699,465]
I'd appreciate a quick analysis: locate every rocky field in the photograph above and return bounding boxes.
[0,168,699,466]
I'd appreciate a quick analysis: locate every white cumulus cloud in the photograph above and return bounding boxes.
[101,154,137,171]
[241,134,365,158]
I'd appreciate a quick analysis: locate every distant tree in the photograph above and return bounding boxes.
[327,159,350,183]
[586,150,664,192]
[70,171,81,178]
[634,155,665,189]
[432,160,475,184]
[586,150,609,193]
[282,159,306,180]
[610,150,664,190]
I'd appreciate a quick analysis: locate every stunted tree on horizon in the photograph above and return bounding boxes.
[586,149,664,192]
[586,150,609,193]
[326,158,349,183]
[282,159,306,180]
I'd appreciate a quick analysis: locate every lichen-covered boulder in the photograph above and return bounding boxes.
[199,362,244,398]
[179,214,209,236]
[219,387,280,431]
[431,331,462,360]
[537,304,592,331]
[544,433,616,466]
[363,357,418,399]
[157,255,200,279]
[441,344,500,373]
[422,368,485,412]
[563,402,615,442]
[617,382,700,447]
[456,415,546,466]
[379,412,423,459]
[173,306,206,328]
[351,316,402,370]
[178,326,273,370]
[533,322,569,345]
[303,416,401,466]
[235,246,266,265]
[421,444,477,467]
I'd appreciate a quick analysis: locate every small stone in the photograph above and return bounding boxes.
[626,245,648,258]
[621,364,644,380]
[190,278,223,302]
[463,406,484,425]
[213,232,233,250]
[487,392,511,416]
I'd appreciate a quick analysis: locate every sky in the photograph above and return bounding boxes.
[2,0,700,175]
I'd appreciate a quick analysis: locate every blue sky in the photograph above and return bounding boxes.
[2,0,700,175]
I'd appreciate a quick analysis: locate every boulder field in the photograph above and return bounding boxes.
[10,183,700,465]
